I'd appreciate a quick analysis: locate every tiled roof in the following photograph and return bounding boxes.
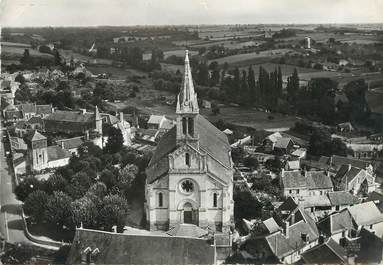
[35,104,52,115]
[56,137,84,150]
[166,224,208,238]
[25,130,46,142]
[27,116,43,125]
[146,114,231,184]
[44,110,94,123]
[148,115,165,125]
[281,170,306,189]
[278,196,298,212]
[266,132,282,143]
[47,145,71,162]
[263,218,280,234]
[301,238,347,264]
[274,137,292,149]
[18,103,36,113]
[318,209,355,236]
[301,195,331,208]
[306,171,333,189]
[327,191,360,206]
[348,201,383,226]
[65,228,215,265]
[4,110,23,120]
[335,165,364,185]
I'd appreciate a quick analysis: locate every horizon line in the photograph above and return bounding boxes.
[3,22,383,29]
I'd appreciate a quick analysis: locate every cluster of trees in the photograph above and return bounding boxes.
[17,141,151,234]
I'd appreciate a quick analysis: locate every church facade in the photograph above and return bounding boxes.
[145,51,234,233]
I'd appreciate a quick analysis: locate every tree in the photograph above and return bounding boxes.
[244,156,259,169]
[15,73,26,84]
[23,190,49,223]
[118,164,138,197]
[20,49,31,65]
[15,176,41,202]
[45,174,68,194]
[100,169,117,189]
[45,191,73,228]
[104,127,124,154]
[287,68,299,102]
[344,79,370,122]
[71,196,98,228]
[99,194,129,231]
[67,171,92,199]
[87,182,107,198]
[248,65,256,103]
[197,62,209,86]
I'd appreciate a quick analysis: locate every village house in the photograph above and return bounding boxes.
[333,164,376,195]
[347,143,383,159]
[56,136,85,155]
[301,238,348,264]
[145,51,234,233]
[280,170,333,199]
[240,207,319,264]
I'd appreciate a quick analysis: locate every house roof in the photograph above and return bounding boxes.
[166,224,208,238]
[146,114,231,184]
[301,238,347,264]
[27,116,43,125]
[266,132,282,143]
[306,171,333,190]
[56,137,84,150]
[287,160,300,170]
[263,218,280,234]
[327,191,360,206]
[274,137,292,149]
[301,195,331,208]
[44,110,94,123]
[281,170,306,189]
[25,130,46,142]
[291,148,306,157]
[47,145,71,162]
[35,104,52,115]
[65,228,215,265]
[147,115,165,125]
[18,103,36,113]
[318,209,355,236]
[348,201,383,226]
[335,165,364,185]
[278,196,298,213]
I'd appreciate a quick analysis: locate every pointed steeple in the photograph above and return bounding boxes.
[176,50,199,114]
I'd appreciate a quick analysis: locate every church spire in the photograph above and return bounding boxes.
[176,50,199,114]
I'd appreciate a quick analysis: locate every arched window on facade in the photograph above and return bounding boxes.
[185,153,190,167]
[213,193,218,207]
[158,192,163,207]
[188,117,194,136]
[182,117,187,135]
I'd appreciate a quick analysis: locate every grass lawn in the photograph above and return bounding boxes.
[367,88,383,114]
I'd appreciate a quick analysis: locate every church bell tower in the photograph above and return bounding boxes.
[176,50,199,144]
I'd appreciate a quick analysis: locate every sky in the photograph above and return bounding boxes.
[1,0,383,27]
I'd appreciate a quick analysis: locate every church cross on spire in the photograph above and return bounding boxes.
[176,50,199,114]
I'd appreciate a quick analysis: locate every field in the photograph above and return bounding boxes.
[367,88,383,114]
[143,49,198,60]
[208,49,294,65]
[1,43,54,65]
[59,49,114,65]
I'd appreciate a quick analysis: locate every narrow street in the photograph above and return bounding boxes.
[0,123,31,244]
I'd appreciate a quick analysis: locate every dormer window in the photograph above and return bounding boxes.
[158,192,163,207]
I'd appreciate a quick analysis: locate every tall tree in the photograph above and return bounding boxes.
[45,191,73,228]
[105,127,124,154]
[248,65,256,103]
[99,194,129,231]
[23,190,49,223]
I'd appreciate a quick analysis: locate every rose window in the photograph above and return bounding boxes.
[181,180,194,193]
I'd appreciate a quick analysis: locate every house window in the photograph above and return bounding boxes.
[185,153,190,167]
[213,193,218,207]
[182,117,187,135]
[158,192,163,207]
[188,117,194,136]
[296,189,300,194]
[289,190,292,194]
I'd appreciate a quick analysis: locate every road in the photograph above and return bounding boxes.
[0,124,30,244]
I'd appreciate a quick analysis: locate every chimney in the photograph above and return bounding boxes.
[318,234,324,244]
[112,225,117,233]
[348,164,352,171]
[61,141,65,149]
[119,112,124,123]
[283,221,290,238]
[81,108,86,114]
[85,130,89,140]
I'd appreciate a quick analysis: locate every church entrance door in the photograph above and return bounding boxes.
[183,202,198,225]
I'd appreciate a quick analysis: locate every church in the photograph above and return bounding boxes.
[145,50,234,233]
